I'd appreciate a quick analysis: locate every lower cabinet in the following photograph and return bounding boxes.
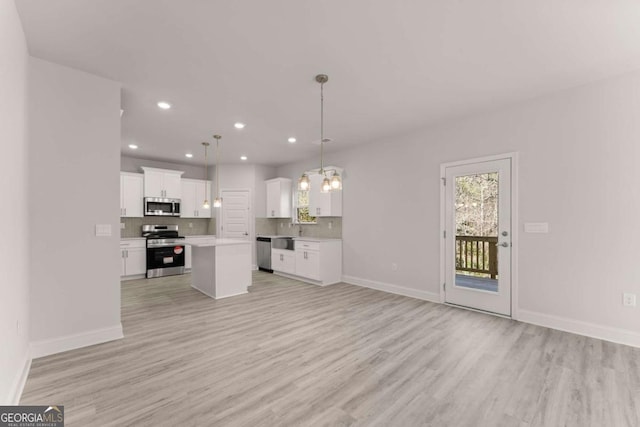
[185,236,217,270]
[272,239,342,286]
[272,249,296,274]
[120,239,146,278]
[295,248,320,280]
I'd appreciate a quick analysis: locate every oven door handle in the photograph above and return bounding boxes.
[147,243,185,248]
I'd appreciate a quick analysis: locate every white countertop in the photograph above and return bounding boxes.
[294,237,342,242]
[188,238,251,247]
[184,234,216,239]
[258,235,342,242]
[120,237,146,241]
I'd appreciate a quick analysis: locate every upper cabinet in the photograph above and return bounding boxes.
[308,173,342,217]
[120,172,143,217]
[181,179,212,218]
[265,178,292,218]
[141,167,184,199]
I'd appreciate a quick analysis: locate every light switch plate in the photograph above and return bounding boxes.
[623,293,637,307]
[524,222,549,233]
[95,224,112,237]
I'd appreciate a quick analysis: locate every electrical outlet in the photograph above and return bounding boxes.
[328,221,333,229]
[623,293,637,307]
[280,222,284,228]
[391,263,398,271]
[120,222,125,229]
[189,223,193,228]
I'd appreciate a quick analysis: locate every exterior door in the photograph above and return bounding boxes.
[444,158,512,316]
[220,190,250,240]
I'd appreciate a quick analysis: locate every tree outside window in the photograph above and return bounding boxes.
[296,190,316,224]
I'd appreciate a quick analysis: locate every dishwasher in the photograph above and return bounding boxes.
[257,237,273,273]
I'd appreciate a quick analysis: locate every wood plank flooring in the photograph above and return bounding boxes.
[21,272,640,426]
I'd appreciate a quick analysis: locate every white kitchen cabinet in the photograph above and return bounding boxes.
[120,239,147,279]
[265,178,292,218]
[120,172,144,217]
[308,173,342,217]
[271,248,296,274]
[276,239,342,286]
[181,179,212,218]
[185,236,217,270]
[141,167,184,199]
[295,247,321,280]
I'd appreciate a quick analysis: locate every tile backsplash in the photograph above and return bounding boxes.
[268,217,342,239]
[121,217,215,237]
[255,217,277,236]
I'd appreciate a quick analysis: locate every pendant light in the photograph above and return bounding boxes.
[201,142,210,209]
[212,135,222,208]
[298,74,342,192]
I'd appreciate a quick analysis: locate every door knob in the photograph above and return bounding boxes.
[496,242,510,247]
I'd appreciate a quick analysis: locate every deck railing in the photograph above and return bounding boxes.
[455,235,498,279]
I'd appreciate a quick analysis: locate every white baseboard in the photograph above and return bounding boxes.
[121,274,145,281]
[342,275,440,303]
[215,291,249,300]
[518,309,640,348]
[30,324,124,359]
[6,350,31,404]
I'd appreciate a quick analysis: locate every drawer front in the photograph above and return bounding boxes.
[120,239,146,249]
[296,241,320,251]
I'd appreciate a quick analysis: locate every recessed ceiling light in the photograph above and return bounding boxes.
[185,153,193,158]
[157,101,171,110]
[234,122,246,129]
[240,156,248,161]
[128,144,138,149]
[288,137,297,143]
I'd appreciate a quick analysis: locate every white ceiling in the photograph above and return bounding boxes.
[16,0,640,166]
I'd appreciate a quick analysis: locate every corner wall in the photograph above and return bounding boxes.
[278,70,640,347]
[28,58,123,357]
[0,0,31,404]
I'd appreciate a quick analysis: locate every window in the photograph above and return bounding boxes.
[296,190,316,224]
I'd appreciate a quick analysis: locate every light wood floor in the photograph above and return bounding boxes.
[21,272,640,426]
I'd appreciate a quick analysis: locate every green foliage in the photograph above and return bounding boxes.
[297,190,316,224]
[455,172,498,237]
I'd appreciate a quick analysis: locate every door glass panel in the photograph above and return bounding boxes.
[454,172,499,292]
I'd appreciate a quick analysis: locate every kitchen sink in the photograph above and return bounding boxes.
[272,237,294,250]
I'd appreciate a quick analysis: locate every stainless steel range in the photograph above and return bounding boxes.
[142,225,186,278]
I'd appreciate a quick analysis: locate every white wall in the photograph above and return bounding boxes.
[29,58,123,356]
[278,70,640,345]
[0,0,30,404]
[120,155,205,180]
[216,164,277,267]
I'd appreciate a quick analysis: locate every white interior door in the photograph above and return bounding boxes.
[220,190,250,240]
[444,158,512,316]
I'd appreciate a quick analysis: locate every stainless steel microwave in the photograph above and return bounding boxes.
[144,198,181,217]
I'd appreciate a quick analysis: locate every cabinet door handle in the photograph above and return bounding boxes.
[124,208,127,216]
[280,254,283,261]
[271,210,274,217]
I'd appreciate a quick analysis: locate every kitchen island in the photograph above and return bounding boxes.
[188,238,252,299]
